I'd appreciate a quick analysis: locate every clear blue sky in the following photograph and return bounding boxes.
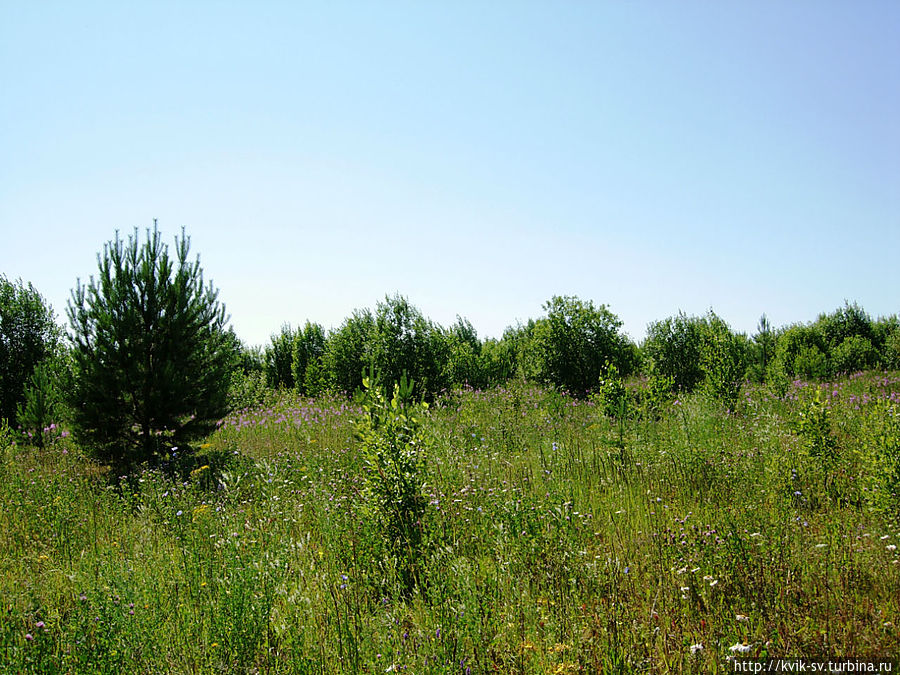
[2,2,898,347]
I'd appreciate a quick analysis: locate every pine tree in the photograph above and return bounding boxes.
[67,224,234,466]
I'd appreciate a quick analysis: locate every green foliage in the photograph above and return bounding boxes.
[531,295,633,396]
[371,294,446,400]
[863,400,900,512]
[698,312,747,410]
[885,330,900,370]
[291,321,327,396]
[355,370,429,593]
[791,387,845,508]
[747,314,775,383]
[794,344,829,380]
[440,317,485,389]
[830,335,878,375]
[16,362,58,448]
[770,324,827,381]
[642,311,706,393]
[479,336,517,387]
[265,324,296,389]
[66,225,234,466]
[639,372,675,418]
[0,276,60,426]
[816,301,874,353]
[233,338,265,377]
[593,362,628,419]
[227,368,272,412]
[323,308,374,395]
[796,388,838,464]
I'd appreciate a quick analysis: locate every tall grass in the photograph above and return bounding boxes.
[1,376,898,673]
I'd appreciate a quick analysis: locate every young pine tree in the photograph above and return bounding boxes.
[67,225,234,467]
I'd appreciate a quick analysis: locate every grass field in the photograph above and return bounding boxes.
[1,373,899,673]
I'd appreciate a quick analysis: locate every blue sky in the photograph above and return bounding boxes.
[2,2,898,347]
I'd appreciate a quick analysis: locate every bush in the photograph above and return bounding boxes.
[771,324,827,380]
[265,325,296,389]
[830,335,878,375]
[885,330,900,371]
[356,371,430,593]
[0,276,60,426]
[531,295,633,396]
[747,314,775,383]
[794,344,829,380]
[642,312,706,393]
[371,295,446,399]
[291,321,327,396]
[441,317,485,390]
[698,313,747,410]
[593,362,629,419]
[323,309,375,396]
[16,362,58,447]
[816,301,874,352]
[67,225,234,467]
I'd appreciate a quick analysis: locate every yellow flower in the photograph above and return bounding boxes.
[192,504,211,522]
[190,465,211,479]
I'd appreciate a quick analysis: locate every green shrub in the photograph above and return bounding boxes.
[794,344,829,380]
[16,362,57,447]
[747,314,775,383]
[772,324,827,380]
[265,324,296,389]
[291,321,327,395]
[531,295,633,396]
[642,311,706,393]
[67,225,234,467]
[885,330,900,370]
[698,312,747,410]
[830,335,878,375]
[355,371,430,593]
[323,308,375,396]
[816,301,874,352]
[863,400,900,512]
[371,294,446,400]
[593,362,628,419]
[0,275,60,425]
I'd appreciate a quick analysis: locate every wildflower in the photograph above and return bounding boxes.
[736,614,749,623]
[25,633,34,642]
[887,545,897,551]
[730,642,751,653]
[689,642,703,654]
[35,621,45,630]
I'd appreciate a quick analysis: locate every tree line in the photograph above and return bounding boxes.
[2,226,899,467]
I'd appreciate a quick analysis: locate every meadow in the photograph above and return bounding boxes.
[1,372,899,673]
